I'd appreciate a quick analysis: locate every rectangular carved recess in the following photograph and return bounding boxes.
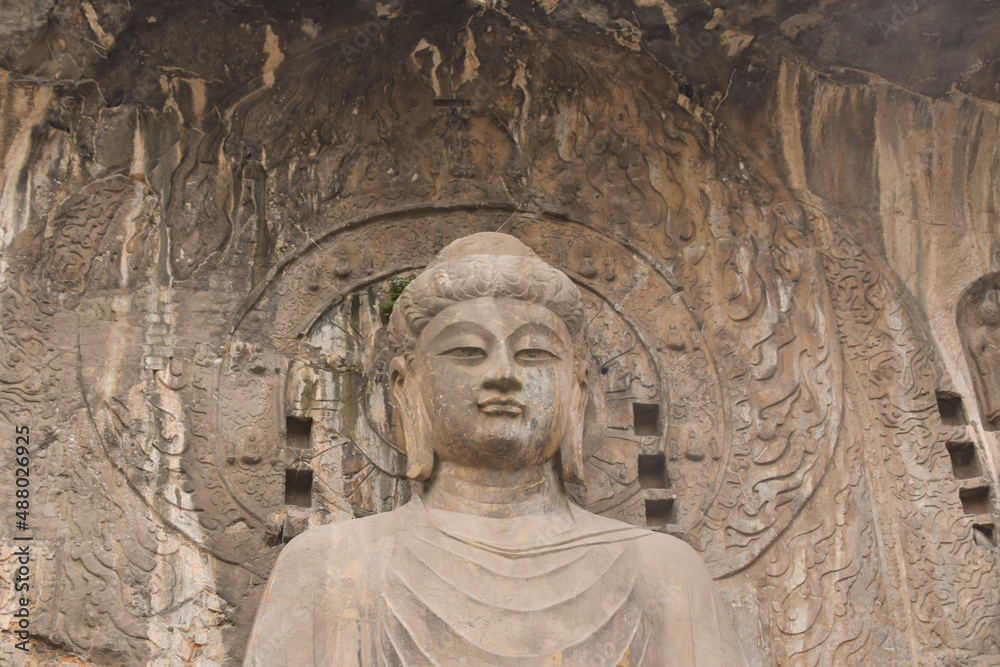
[638,453,667,489]
[633,403,659,436]
[433,98,472,107]
[284,469,313,507]
[936,391,967,426]
[973,524,997,549]
[286,416,313,449]
[946,441,981,479]
[959,485,992,516]
[644,498,675,528]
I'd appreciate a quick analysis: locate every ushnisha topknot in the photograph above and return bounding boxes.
[387,232,586,360]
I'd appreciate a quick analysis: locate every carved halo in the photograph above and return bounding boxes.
[210,203,841,576]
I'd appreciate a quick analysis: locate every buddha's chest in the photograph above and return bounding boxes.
[366,536,657,666]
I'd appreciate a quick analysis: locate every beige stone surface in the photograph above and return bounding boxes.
[244,233,748,665]
[0,1,997,665]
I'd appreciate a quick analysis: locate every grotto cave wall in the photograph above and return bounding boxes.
[1,1,999,665]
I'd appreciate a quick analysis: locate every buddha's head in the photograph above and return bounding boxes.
[387,233,589,483]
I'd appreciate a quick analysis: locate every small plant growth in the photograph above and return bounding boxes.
[379,275,416,319]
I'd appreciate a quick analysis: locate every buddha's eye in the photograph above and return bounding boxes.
[441,346,487,361]
[515,348,558,362]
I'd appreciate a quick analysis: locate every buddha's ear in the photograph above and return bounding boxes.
[561,363,589,485]
[389,357,434,481]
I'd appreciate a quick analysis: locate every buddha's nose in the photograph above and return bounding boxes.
[482,344,522,392]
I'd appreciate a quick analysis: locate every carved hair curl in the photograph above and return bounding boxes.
[387,253,586,360]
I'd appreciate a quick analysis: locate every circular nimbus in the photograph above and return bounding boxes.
[211,204,836,575]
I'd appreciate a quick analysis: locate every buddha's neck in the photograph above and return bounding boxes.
[418,458,570,518]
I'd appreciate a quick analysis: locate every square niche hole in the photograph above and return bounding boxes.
[633,403,659,437]
[959,486,991,516]
[644,497,675,528]
[946,442,981,480]
[936,392,967,426]
[284,469,313,507]
[286,416,313,450]
[973,524,997,550]
[638,453,667,489]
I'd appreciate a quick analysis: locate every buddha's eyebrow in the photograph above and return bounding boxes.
[426,321,494,343]
[509,322,566,346]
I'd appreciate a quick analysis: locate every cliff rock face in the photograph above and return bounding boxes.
[0,1,997,665]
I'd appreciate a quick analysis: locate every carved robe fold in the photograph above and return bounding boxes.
[244,496,748,666]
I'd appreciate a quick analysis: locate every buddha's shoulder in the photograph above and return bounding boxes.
[633,530,718,589]
[274,507,405,567]
[574,508,714,579]
[635,531,710,567]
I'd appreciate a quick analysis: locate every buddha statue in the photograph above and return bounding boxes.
[243,233,748,666]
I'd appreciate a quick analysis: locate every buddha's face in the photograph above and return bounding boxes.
[394,296,585,471]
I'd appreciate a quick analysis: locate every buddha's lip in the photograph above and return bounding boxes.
[478,397,525,414]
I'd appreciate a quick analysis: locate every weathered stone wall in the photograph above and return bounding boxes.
[1,1,998,665]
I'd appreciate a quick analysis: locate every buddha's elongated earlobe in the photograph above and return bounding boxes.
[561,364,589,485]
[390,357,435,481]
[400,387,434,481]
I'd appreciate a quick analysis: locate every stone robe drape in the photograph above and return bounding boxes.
[244,496,748,666]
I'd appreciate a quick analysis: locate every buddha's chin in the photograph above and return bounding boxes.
[466,429,553,470]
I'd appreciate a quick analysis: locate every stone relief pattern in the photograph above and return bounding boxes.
[762,407,900,666]
[574,295,659,511]
[304,291,411,516]
[40,176,153,292]
[818,212,1000,661]
[227,211,867,655]
[0,278,154,664]
[674,182,904,663]
[604,143,831,568]
[0,79,95,259]
[149,344,258,555]
[39,416,228,665]
[219,215,495,526]
[547,103,882,658]
[208,33,869,663]
[1,206,141,662]
[1,158,230,664]
[218,343,283,509]
[514,223,721,524]
[515,68,841,576]
[656,174,840,575]
[3,14,997,663]
[248,216,492,339]
[667,177,871,661]
[41,167,237,556]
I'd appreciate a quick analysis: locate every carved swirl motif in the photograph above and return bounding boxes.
[212,203,840,579]
[816,209,1000,663]
[5,10,997,662]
